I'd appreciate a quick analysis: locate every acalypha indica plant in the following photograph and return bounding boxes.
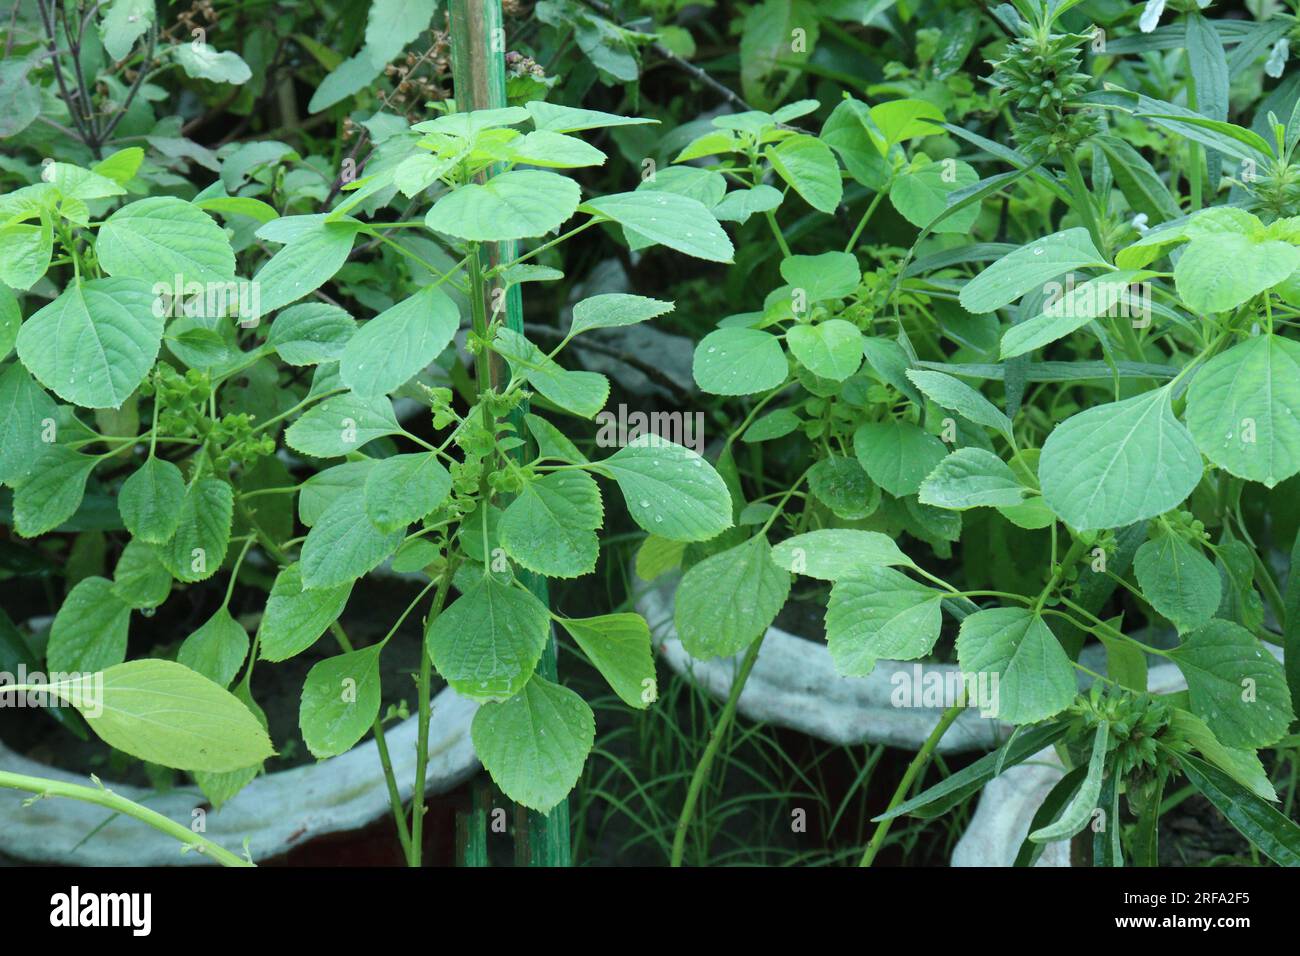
[0,90,740,860]
[642,0,1300,867]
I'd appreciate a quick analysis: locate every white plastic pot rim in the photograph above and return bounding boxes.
[0,686,480,866]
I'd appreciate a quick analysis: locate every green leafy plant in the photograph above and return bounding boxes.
[648,0,1300,868]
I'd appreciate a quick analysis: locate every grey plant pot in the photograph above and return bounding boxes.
[0,687,479,866]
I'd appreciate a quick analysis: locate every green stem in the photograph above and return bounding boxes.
[1061,149,1107,261]
[410,563,457,867]
[0,771,251,867]
[670,633,766,867]
[858,703,963,867]
[844,190,885,253]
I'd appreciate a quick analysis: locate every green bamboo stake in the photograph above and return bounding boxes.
[448,0,570,868]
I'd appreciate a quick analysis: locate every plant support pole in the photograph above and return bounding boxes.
[449,0,570,867]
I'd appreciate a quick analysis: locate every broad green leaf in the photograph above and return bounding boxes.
[298,460,373,527]
[558,613,656,709]
[525,101,657,133]
[999,270,1151,359]
[62,660,272,772]
[16,277,162,408]
[526,413,588,463]
[259,563,352,662]
[426,574,551,702]
[363,0,434,65]
[160,478,233,583]
[268,303,356,366]
[308,52,383,112]
[492,328,609,418]
[253,220,361,314]
[300,490,405,589]
[1174,234,1299,314]
[853,419,948,497]
[870,99,945,148]
[284,391,401,458]
[177,608,249,687]
[1173,752,1300,866]
[1039,387,1202,531]
[340,285,460,398]
[889,159,979,233]
[771,528,913,579]
[0,284,18,359]
[470,674,594,812]
[97,197,235,286]
[0,217,53,290]
[582,191,734,263]
[779,252,860,301]
[569,293,673,337]
[1133,526,1220,633]
[712,185,783,224]
[957,607,1076,724]
[118,457,186,544]
[175,42,252,84]
[1168,708,1275,802]
[765,134,842,214]
[299,645,382,758]
[47,576,130,673]
[786,320,863,381]
[0,60,40,139]
[111,540,171,610]
[0,364,57,484]
[905,368,1013,440]
[826,567,944,676]
[919,448,1027,510]
[363,452,451,532]
[600,434,733,542]
[12,444,96,537]
[92,147,144,186]
[674,535,790,659]
[426,170,580,241]
[693,327,787,396]
[507,130,606,168]
[1030,721,1108,842]
[806,455,879,519]
[1185,335,1300,488]
[499,471,602,578]
[1169,620,1293,749]
[1116,205,1258,270]
[958,228,1109,315]
[742,408,801,442]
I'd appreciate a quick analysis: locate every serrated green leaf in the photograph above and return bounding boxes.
[160,478,233,583]
[97,197,235,286]
[11,444,96,537]
[47,576,130,673]
[16,277,162,408]
[492,327,609,418]
[499,471,602,578]
[771,528,913,579]
[426,170,580,241]
[268,303,356,366]
[284,391,401,458]
[826,567,944,676]
[1186,335,1300,488]
[426,574,551,702]
[558,613,656,709]
[1039,387,1202,531]
[919,447,1027,510]
[786,320,863,382]
[957,606,1076,724]
[259,563,352,662]
[1133,526,1220,633]
[340,285,459,398]
[582,190,734,263]
[362,452,451,532]
[118,457,186,544]
[299,645,382,758]
[853,419,947,497]
[470,674,594,812]
[1169,620,1293,749]
[569,293,673,337]
[177,607,249,687]
[693,327,787,396]
[674,535,790,659]
[300,489,405,589]
[600,434,733,542]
